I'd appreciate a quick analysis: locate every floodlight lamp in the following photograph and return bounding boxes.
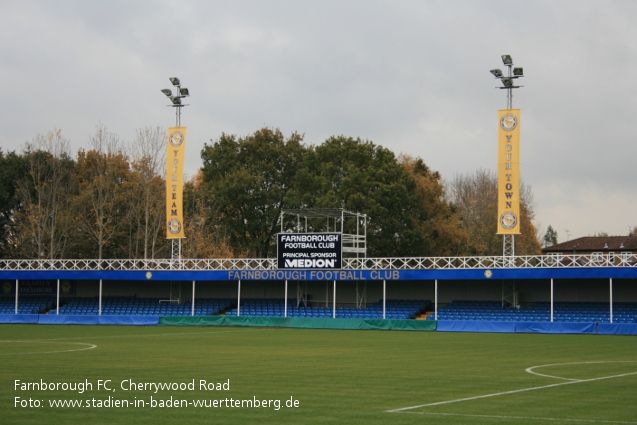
[490,69,503,78]
[513,67,524,76]
[169,77,181,86]
[161,88,172,97]
[501,55,513,66]
[170,96,182,105]
[179,87,190,96]
[502,78,513,88]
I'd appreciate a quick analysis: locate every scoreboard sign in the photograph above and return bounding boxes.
[277,233,342,270]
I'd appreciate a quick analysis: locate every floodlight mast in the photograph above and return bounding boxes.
[490,56,524,260]
[160,77,190,262]
[490,55,524,109]
[160,77,190,126]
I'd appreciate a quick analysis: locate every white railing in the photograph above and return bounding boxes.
[1,253,636,272]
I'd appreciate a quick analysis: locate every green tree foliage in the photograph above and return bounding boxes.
[200,128,305,257]
[287,136,458,257]
[0,149,25,257]
[543,225,558,247]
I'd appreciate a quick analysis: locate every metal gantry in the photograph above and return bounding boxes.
[280,209,367,258]
[1,253,636,272]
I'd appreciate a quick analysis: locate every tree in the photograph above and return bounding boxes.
[127,126,167,259]
[591,232,609,237]
[181,171,235,258]
[446,169,541,255]
[400,155,468,256]
[201,128,305,257]
[74,125,132,259]
[14,130,76,259]
[542,225,558,248]
[0,149,25,257]
[287,136,455,257]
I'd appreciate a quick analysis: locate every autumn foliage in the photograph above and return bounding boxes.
[1,127,541,259]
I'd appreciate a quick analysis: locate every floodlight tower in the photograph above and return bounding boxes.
[490,55,524,258]
[161,77,190,127]
[160,78,190,262]
[490,54,524,110]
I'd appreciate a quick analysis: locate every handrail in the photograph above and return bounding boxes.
[1,253,635,271]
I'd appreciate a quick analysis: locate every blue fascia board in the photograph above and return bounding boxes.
[1,267,636,282]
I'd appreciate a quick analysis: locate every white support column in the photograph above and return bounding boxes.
[609,278,613,324]
[237,280,241,317]
[284,280,288,318]
[550,278,554,322]
[15,279,19,314]
[56,279,60,315]
[332,280,336,319]
[99,279,103,316]
[191,281,196,316]
[435,279,438,321]
[383,280,386,320]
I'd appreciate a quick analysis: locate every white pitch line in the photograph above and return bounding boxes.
[0,341,97,356]
[398,411,637,424]
[0,327,276,354]
[386,371,637,413]
[0,327,263,344]
[526,361,637,381]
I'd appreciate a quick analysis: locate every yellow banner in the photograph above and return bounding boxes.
[497,109,521,234]
[166,127,186,239]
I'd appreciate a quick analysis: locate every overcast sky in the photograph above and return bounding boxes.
[1,0,636,242]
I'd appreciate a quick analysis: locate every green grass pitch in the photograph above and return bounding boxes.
[2,324,637,424]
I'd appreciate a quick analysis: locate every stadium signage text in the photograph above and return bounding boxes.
[166,127,186,239]
[277,233,342,270]
[2,280,75,295]
[228,270,400,281]
[497,109,521,234]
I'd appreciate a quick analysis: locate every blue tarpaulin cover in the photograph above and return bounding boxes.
[0,314,39,324]
[437,320,597,334]
[36,314,159,326]
[597,323,637,335]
